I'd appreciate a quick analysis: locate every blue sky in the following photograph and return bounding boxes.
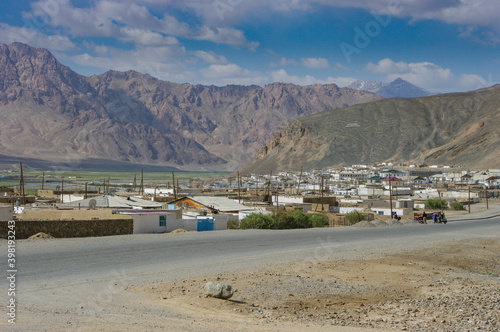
[0,0,499,93]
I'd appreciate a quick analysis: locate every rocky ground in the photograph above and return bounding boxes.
[133,237,499,331]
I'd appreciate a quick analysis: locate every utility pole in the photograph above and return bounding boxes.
[61,178,64,204]
[485,185,489,209]
[42,171,45,190]
[19,162,25,205]
[468,185,471,213]
[237,171,241,204]
[276,184,279,210]
[172,171,177,199]
[389,173,393,219]
[298,166,303,194]
[439,190,443,215]
[140,169,144,195]
[84,182,88,199]
[321,174,324,211]
[266,170,272,198]
[132,174,136,192]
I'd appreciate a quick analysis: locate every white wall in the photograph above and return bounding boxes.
[339,207,365,214]
[272,196,303,204]
[358,187,385,196]
[370,208,412,216]
[213,215,230,230]
[132,214,169,234]
[130,212,229,233]
[0,206,13,221]
[61,194,84,203]
[144,188,173,195]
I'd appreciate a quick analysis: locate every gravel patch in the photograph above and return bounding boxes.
[370,219,389,227]
[401,218,420,225]
[351,220,375,228]
[385,219,403,226]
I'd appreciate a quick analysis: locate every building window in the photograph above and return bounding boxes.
[159,215,166,227]
[184,202,189,208]
[177,202,182,207]
[378,211,384,215]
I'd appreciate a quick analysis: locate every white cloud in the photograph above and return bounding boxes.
[64,44,195,83]
[192,50,228,64]
[365,58,491,92]
[200,63,268,86]
[156,0,500,44]
[365,58,409,75]
[458,74,489,91]
[268,57,298,67]
[270,69,357,87]
[195,26,259,50]
[27,0,258,49]
[119,27,179,46]
[0,23,77,51]
[301,57,330,69]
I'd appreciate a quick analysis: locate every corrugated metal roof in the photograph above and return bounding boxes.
[191,196,254,212]
[61,194,162,208]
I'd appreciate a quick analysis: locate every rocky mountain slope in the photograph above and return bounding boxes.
[349,78,432,98]
[241,85,500,174]
[0,42,382,170]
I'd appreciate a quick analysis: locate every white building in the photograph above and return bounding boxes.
[117,210,228,234]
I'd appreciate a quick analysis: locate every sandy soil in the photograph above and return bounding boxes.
[132,237,499,331]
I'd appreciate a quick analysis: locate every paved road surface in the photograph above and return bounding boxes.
[0,216,498,330]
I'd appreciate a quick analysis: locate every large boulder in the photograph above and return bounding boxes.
[203,282,233,299]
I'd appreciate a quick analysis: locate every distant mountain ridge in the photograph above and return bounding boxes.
[0,42,382,170]
[349,78,432,98]
[241,85,500,174]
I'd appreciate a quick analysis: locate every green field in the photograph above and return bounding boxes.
[1,170,232,190]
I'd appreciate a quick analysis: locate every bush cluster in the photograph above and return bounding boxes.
[450,201,464,210]
[239,210,328,230]
[344,211,367,225]
[425,198,448,209]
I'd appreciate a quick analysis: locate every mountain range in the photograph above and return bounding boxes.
[241,85,500,174]
[0,42,382,170]
[348,78,432,98]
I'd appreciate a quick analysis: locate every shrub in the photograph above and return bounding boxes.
[239,213,274,229]
[239,210,329,230]
[227,220,240,229]
[450,201,464,211]
[425,198,448,210]
[310,213,329,227]
[345,211,367,225]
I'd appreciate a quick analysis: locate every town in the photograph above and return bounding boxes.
[1,162,498,239]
